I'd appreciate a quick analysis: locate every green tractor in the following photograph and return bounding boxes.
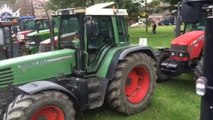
[26,17,60,54]
[0,2,157,120]
[16,18,52,55]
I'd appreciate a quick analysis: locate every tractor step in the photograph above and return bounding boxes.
[89,92,101,102]
[88,92,102,109]
[87,79,100,93]
[86,77,109,109]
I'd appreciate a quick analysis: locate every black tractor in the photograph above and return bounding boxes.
[0,21,21,60]
[181,0,213,119]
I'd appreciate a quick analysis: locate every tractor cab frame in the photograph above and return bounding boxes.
[175,1,207,37]
[0,21,19,60]
[55,5,130,76]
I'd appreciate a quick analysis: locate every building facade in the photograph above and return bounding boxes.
[15,0,34,16]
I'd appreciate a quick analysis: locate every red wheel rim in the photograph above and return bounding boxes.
[31,106,64,120]
[125,66,150,104]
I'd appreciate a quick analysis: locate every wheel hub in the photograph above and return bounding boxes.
[31,106,64,120]
[125,66,150,104]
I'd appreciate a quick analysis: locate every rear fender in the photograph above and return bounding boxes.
[18,81,80,112]
[107,46,156,80]
[118,46,156,60]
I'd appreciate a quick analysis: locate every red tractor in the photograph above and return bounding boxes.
[157,2,206,81]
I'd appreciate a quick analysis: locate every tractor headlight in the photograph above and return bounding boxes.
[179,52,184,57]
[171,52,175,56]
[196,77,207,96]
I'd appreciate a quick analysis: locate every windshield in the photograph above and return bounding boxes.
[26,20,35,30]
[35,19,49,30]
[59,16,80,49]
[53,16,60,29]
[25,17,60,31]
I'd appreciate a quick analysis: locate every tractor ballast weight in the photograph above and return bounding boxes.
[0,2,157,120]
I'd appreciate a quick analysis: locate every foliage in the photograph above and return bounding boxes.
[146,0,162,13]
[3,0,16,4]
[163,0,180,5]
[121,0,143,20]
[47,0,112,10]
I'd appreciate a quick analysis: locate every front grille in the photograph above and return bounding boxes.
[0,68,14,86]
[171,45,187,51]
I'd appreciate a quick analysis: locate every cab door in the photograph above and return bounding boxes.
[85,16,115,75]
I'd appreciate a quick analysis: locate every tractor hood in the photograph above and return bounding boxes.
[40,36,58,45]
[18,30,33,35]
[0,49,75,87]
[171,31,205,46]
[27,29,59,44]
[17,30,33,40]
[27,29,58,37]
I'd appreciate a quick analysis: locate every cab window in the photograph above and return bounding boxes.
[116,16,128,44]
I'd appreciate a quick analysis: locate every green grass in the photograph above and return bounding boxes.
[78,26,200,120]
[129,26,175,48]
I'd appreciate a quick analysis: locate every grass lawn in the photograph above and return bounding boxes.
[78,26,200,120]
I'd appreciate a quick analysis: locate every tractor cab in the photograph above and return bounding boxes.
[34,18,49,31]
[25,16,60,54]
[0,21,19,60]
[40,3,129,64]
[20,18,49,31]
[18,16,36,31]
[175,1,207,37]
[17,18,49,41]
[54,4,129,74]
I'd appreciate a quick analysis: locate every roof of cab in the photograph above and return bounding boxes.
[55,2,128,16]
[86,2,128,16]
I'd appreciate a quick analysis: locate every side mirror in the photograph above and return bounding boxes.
[181,2,202,23]
[0,28,5,46]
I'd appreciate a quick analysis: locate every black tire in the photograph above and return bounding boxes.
[194,57,203,78]
[4,91,75,120]
[156,51,170,82]
[106,53,156,115]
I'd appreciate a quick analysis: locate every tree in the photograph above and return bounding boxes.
[47,0,143,22]
[163,0,180,5]
[47,0,85,10]
[121,0,142,20]
[47,0,112,10]
[3,0,16,4]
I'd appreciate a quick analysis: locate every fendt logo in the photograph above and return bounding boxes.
[18,55,72,69]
